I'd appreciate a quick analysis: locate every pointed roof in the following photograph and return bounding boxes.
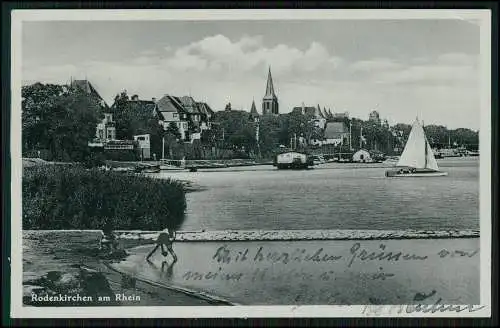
[250,99,259,117]
[179,96,200,114]
[70,79,108,108]
[322,107,328,119]
[263,66,277,100]
[196,102,214,116]
[316,104,323,118]
[156,94,185,113]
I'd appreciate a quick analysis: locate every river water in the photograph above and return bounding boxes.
[149,157,479,232]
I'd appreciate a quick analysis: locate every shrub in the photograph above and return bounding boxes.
[22,166,186,231]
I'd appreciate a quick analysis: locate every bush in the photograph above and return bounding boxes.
[23,166,186,231]
[83,150,106,169]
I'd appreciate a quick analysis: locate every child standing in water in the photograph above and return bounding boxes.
[146,229,178,262]
[99,221,118,253]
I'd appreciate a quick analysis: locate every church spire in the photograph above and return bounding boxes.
[262,66,279,115]
[264,66,276,98]
[250,99,258,115]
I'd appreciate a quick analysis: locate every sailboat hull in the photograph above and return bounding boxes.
[385,169,448,177]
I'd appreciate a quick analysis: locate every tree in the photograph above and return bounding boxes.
[287,110,309,145]
[162,122,181,159]
[22,83,103,161]
[112,90,165,157]
[211,110,255,154]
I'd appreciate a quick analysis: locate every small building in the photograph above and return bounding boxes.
[324,121,349,146]
[352,149,372,163]
[133,134,151,160]
[95,112,116,141]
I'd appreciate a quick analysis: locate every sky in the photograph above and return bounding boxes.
[21,19,481,129]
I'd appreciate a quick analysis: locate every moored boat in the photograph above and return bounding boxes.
[273,151,313,170]
[135,163,161,173]
[386,118,447,177]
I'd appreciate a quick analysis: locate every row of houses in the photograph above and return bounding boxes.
[96,93,215,143]
[290,103,387,149]
[70,79,216,160]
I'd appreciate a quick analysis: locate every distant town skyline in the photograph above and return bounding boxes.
[21,19,480,130]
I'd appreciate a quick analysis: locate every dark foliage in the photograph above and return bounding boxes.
[23,166,186,231]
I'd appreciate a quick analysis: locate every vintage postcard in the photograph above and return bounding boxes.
[10,9,492,318]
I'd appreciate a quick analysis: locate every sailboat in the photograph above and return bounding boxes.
[385,118,447,177]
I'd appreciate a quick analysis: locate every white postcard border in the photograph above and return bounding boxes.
[10,9,492,318]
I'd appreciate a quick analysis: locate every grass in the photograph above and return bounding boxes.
[23,165,187,231]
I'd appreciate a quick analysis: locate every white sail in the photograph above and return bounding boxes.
[397,119,440,171]
[424,136,439,171]
[397,120,426,168]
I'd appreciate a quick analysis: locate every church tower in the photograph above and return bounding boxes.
[262,66,279,115]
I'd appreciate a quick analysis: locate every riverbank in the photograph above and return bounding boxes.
[105,159,273,171]
[114,229,479,242]
[23,230,229,306]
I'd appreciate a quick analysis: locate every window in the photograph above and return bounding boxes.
[173,113,178,118]
[138,136,145,141]
[98,130,104,139]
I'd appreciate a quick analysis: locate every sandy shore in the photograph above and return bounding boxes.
[22,231,224,306]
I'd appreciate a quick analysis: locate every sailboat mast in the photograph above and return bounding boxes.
[423,120,428,168]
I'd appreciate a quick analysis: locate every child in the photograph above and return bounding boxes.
[146,229,178,262]
[99,222,118,253]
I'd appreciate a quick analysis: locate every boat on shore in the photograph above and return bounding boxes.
[312,154,326,165]
[135,163,161,173]
[386,118,447,177]
[273,151,314,170]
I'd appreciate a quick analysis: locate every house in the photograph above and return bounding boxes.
[155,94,214,141]
[106,94,158,142]
[332,111,349,121]
[292,103,327,131]
[197,102,215,130]
[127,94,157,116]
[70,79,108,109]
[155,95,189,140]
[324,121,349,146]
[352,149,372,163]
[95,112,116,142]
